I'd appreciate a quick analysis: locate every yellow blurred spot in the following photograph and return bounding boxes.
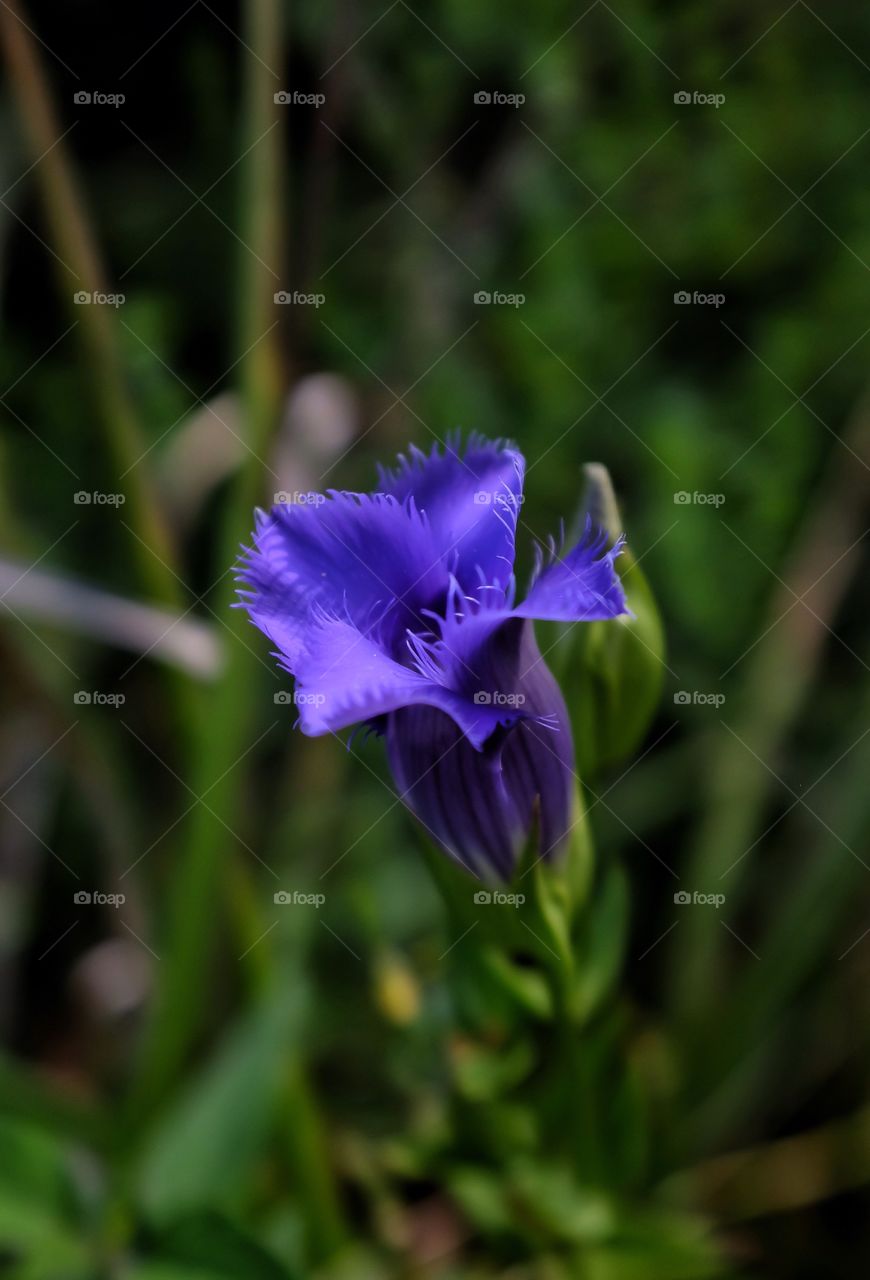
[373,952,421,1025]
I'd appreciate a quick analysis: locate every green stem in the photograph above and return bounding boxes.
[0,0,181,609]
[126,0,286,1118]
[281,1063,347,1261]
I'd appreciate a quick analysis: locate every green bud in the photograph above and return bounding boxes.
[551,464,665,779]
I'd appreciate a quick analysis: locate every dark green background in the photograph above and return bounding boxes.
[1,1,869,1276]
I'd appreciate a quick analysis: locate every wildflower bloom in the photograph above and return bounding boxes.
[237,436,628,881]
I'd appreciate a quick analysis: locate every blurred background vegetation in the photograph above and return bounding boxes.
[1,0,869,1276]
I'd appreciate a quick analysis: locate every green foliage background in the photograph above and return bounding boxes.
[1,1,869,1276]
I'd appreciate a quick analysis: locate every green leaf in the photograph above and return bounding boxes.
[579,1207,728,1280]
[136,986,306,1224]
[0,1116,83,1217]
[570,858,630,1024]
[446,1167,513,1235]
[147,1210,298,1280]
[451,1037,536,1101]
[126,1265,236,1280]
[0,1118,97,1278]
[510,1160,617,1244]
[0,1195,92,1280]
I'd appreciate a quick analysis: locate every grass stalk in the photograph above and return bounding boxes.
[0,0,181,608]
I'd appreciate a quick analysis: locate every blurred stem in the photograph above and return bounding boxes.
[117,14,347,1256]
[676,678,870,1155]
[128,0,286,1120]
[665,1103,870,1221]
[280,1063,347,1261]
[0,0,181,609]
[668,388,870,1026]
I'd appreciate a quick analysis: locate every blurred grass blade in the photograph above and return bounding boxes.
[668,388,870,1026]
[127,0,291,1122]
[676,700,870,1153]
[137,987,306,1224]
[0,0,181,608]
[159,394,245,530]
[0,558,221,679]
[665,1103,870,1222]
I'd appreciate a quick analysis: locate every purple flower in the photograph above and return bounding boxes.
[237,435,628,881]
